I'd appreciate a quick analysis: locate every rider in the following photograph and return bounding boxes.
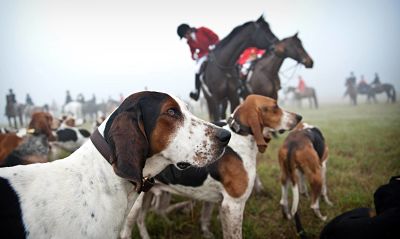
[371,72,381,89]
[26,93,34,106]
[237,47,266,78]
[296,75,306,93]
[177,23,219,101]
[347,71,356,86]
[358,75,369,92]
[65,90,73,105]
[5,89,17,120]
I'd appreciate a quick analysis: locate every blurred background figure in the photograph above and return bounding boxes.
[297,75,306,93]
[65,90,72,105]
[25,93,34,106]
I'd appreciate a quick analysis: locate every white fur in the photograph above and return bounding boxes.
[0,93,226,239]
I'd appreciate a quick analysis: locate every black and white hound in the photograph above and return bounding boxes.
[120,95,302,239]
[0,91,230,239]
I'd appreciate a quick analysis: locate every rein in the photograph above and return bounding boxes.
[280,63,300,87]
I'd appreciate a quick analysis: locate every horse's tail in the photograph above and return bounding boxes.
[313,90,319,108]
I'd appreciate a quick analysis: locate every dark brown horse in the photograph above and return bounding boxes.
[243,33,313,100]
[359,83,396,103]
[286,86,319,108]
[201,15,278,121]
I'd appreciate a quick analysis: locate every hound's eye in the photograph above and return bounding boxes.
[167,108,177,116]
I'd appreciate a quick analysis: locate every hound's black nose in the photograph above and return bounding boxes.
[216,128,231,146]
[296,114,303,122]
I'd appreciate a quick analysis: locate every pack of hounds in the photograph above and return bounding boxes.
[0,88,350,239]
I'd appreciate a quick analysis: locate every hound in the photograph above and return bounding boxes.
[278,122,333,221]
[120,95,302,239]
[0,112,56,166]
[0,91,230,239]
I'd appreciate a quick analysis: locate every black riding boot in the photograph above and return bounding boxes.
[190,73,201,101]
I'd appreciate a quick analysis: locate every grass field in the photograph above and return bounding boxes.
[131,102,400,239]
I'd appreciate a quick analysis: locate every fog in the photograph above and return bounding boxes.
[1,0,400,123]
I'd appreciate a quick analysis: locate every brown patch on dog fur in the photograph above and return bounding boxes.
[218,151,248,198]
[0,133,23,163]
[149,96,183,155]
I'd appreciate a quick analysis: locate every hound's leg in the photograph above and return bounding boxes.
[253,174,265,194]
[321,161,333,206]
[120,192,145,239]
[200,202,215,239]
[220,198,245,239]
[291,181,300,218]
[280,180,291,219]
[137,193,154,239]
[297,170,309,197]
[309,170,326,221]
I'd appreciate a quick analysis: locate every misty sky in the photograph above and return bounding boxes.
[1,0,400,123]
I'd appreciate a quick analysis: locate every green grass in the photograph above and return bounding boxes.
[131,103,400,239]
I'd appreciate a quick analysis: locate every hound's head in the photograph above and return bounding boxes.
[28,112,56,141]
[232,95,302,152]
[101,91,231,192]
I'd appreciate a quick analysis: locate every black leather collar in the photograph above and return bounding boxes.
[227,116,252,136]
[90,128,154,193]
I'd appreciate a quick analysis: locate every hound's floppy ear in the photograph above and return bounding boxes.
[245,106,268,153]
[108,110,149,193]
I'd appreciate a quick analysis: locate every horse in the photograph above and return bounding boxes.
[344,77,357,105]
[62,101,83,120]
[201,15,278,121]
[82,97,98,121]
[286,86,319,108]
[362,83,396,103]
[243,33,314,100]
[5,102,24,128]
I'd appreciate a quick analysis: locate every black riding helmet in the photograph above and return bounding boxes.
[177,24,190,39]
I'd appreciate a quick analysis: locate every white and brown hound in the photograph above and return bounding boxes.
[0,112,56,167]
[120,95,302,239]
[0,91,230,239]
[278,122,333,221]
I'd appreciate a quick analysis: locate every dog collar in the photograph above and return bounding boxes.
[227,116,252,136]
[90,128,154,193]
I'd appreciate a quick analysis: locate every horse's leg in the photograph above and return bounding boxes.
[220,99,228,120]
[313,92,319,109]
[228,93,241,115]
[8,116,12,128]
[13,117,17,129]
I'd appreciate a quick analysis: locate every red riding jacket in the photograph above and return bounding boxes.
[186,27,219,60]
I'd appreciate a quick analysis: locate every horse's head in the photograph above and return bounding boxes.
[285,86,296,94]
[274,33,313,68]
[251,15,279,50]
